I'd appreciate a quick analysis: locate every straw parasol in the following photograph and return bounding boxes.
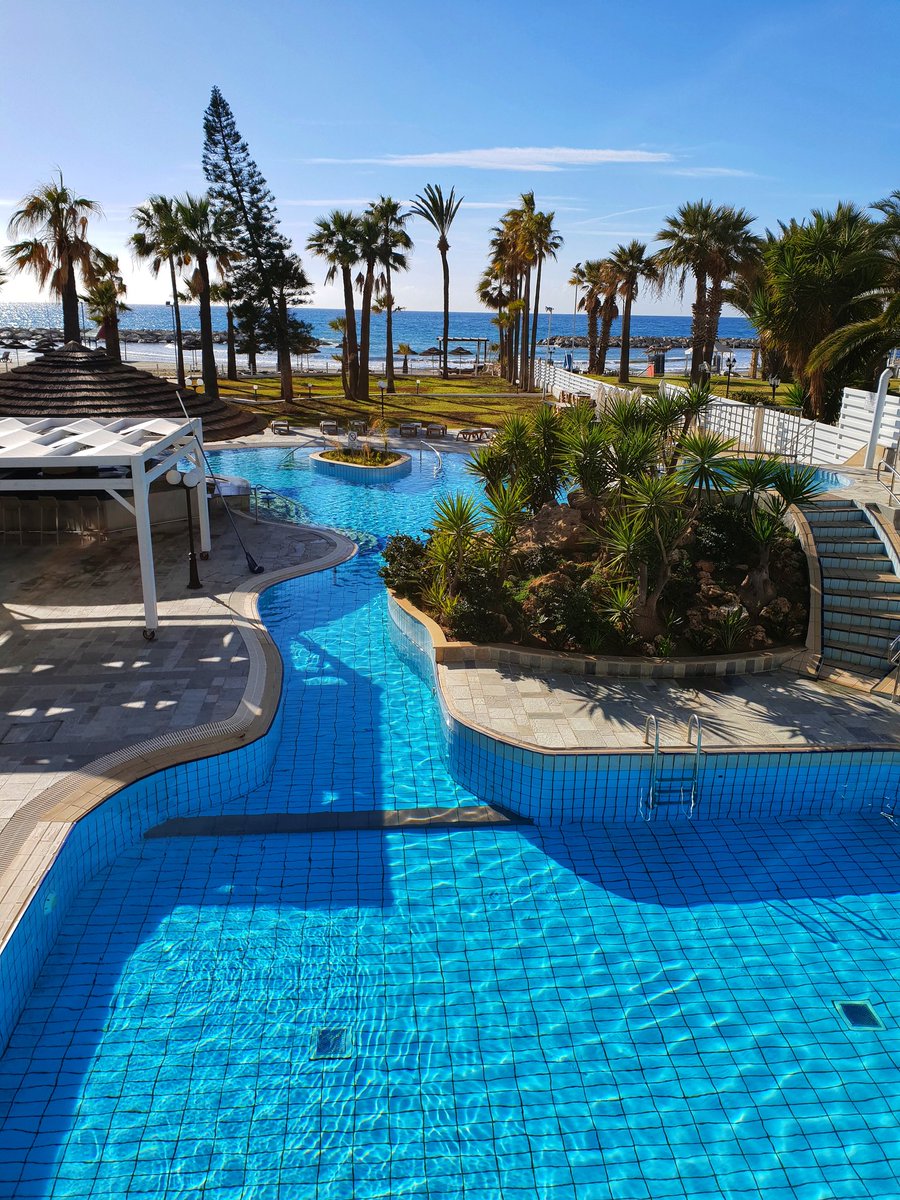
[0,342,265,440]
[449,346,472,356]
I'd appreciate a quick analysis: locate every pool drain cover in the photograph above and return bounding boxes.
[835,1000,883,1030]
[311,1027,352,1059]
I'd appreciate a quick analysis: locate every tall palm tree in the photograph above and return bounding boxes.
[6,172,100,343]
[131,195,189,388]
[307,210,362,400]
[752,203,883,419]
[701,206,760,364]
[573,259,618,374]
[595,261,621,376]
[174,193,232,400]
[83,251,128,362]
[354,213,383,401]
[367,196,412,393]
[411,184,463,380]
[528,210,563,386]
[655,200,716,382]
[609,241,657,384]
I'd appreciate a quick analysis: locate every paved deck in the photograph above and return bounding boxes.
[0,512,334,836]
[440,661,900,751]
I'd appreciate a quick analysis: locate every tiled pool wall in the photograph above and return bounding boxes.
[0,698,286,1054]
[389,593,900,823]
[308,451,412,483]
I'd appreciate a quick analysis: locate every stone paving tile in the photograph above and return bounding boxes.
[0,512,333,839]
[439,661,900,751]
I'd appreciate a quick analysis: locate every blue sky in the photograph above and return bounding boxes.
[1,0,896,314]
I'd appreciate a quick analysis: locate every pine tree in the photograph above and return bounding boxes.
[202,85,301,403]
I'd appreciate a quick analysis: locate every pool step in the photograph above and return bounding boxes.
[145,806,532,838]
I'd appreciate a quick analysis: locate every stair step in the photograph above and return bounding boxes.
[819,553,892,570]
[817,539,887,556]
[823,639,892,671]
[823,625,896,652]
[810,525,881,540]
[825,590,900,612]
[820,571,900,593]
[805,504,864,521]
[826,607,900,634]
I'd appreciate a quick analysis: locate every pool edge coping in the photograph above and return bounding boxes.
[0,523,358,961]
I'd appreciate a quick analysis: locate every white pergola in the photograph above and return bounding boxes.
[0,415,211,638]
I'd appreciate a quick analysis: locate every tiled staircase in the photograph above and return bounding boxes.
[804,500,900,682]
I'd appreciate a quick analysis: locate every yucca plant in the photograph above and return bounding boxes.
[728,456,782,510]
[431,493,482,593]
[676,430,738,504]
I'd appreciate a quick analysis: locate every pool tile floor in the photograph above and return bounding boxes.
[3,818,900,1199]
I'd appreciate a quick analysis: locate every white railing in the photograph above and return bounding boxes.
[536,358,900,466]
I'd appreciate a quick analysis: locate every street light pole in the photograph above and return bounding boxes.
[378,380,386,424]
[546,306,554,364]
[769,375,780,406]
[166,466,204,590]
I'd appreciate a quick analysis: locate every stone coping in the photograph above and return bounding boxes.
[389,592,900,758]
[389,591,805,679]
[0,524,357,958]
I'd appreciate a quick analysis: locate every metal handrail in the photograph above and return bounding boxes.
[876,458,900,505]
[280,435,326,466]
[643,715,660,809]
[421,441,444,475]
[687,714,702,750]
[251,483,294,522]
[890,634,900,701]
[686,715,704,811]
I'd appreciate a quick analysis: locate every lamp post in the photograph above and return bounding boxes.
[378,380,386,423]
[166,466,205,590]
[80,301,87,345]
[546,306,554,364]
[768,375,780,406]
[572,262,581,344]
[415,378,420,396]
[724,352,736,398]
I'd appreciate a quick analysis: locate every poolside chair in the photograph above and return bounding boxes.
[399,421,421,437]
[271,419,289,435]
[425,422,447,437]
[320,419,341,435]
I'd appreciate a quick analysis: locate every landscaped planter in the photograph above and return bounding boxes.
[388,591,804,679]
[309,449,412,482]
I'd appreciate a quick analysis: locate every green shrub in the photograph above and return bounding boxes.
[447,601,510,643]
[521,572,605,651]
[692,503,756,566]
[380,534,430,599]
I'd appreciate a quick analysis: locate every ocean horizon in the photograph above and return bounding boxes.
[0,302,758,371]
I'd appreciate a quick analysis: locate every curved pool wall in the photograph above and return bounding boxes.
[309,450,412,482]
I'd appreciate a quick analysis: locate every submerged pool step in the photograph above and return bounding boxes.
[145,806,532,838]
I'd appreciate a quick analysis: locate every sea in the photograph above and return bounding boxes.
[0,302,758,374]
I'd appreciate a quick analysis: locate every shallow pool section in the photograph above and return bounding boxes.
[3,819,900,1199]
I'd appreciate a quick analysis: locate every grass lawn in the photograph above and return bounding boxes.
[218,373,541,429]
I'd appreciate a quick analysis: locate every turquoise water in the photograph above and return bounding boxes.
[2,447,900,1198]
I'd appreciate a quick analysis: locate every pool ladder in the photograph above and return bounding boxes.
[643,715,704,813]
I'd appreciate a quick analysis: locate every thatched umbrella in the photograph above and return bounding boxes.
[1,338,28,364]
[0,342,265,440]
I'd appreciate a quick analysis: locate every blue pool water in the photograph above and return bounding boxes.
[2,447,900,1198]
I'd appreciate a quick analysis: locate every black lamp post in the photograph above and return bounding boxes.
[166,466,204,590]
[768,374,780,405]
[378,380,386,423]
[724,352,736,398]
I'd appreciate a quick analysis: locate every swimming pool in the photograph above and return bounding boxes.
[2,446,900,1199]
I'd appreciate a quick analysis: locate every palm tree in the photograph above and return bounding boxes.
[174,193,232,400]
[210,279,238,380]
[83,251,128,362]
[751,204,883,419]
[701,206,760,365]
[367,196,412,394]
[528,210,563,386]
[655,200,716,382]
[131,195,189,387]
[397,342,414,375]
[354,213,382,401]
[609,241,657,384]
[307,210,362,400]
[6,172,100,343]
[329,315,349,395]
[411,185,463,380]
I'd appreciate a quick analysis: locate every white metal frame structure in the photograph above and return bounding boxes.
[0,416,211,639]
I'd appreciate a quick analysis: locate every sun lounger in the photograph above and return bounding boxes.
[399,421,421,437]
[456,428,493,443]
[271,419,290,435]
[425,422,447,437]
[349,419,368,435]
[320,419,341,435]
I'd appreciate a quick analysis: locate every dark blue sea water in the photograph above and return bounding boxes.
[0,302,755,363]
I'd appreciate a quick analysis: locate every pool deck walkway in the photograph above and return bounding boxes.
[0,511,337,840]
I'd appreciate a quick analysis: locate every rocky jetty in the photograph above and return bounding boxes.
[0,325,231,349]
[540,334,760,350]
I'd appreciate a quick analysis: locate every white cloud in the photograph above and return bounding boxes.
[280,198,373,207]
[667,167,757,178]
[308,146,673,172]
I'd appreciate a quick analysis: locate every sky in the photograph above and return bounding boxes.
[1,0,897,315]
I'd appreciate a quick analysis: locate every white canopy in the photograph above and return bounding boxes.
[0,416,211,638]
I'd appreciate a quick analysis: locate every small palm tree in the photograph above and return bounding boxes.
[82,251,128,362]
[307,210,362,400]
[411,185,463,380]
[131,195,189,387]
[430,493,481,593]
[6,172,101,343]
[621,473,692,636]
[609,240,658,384]
[396,342,414,375]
